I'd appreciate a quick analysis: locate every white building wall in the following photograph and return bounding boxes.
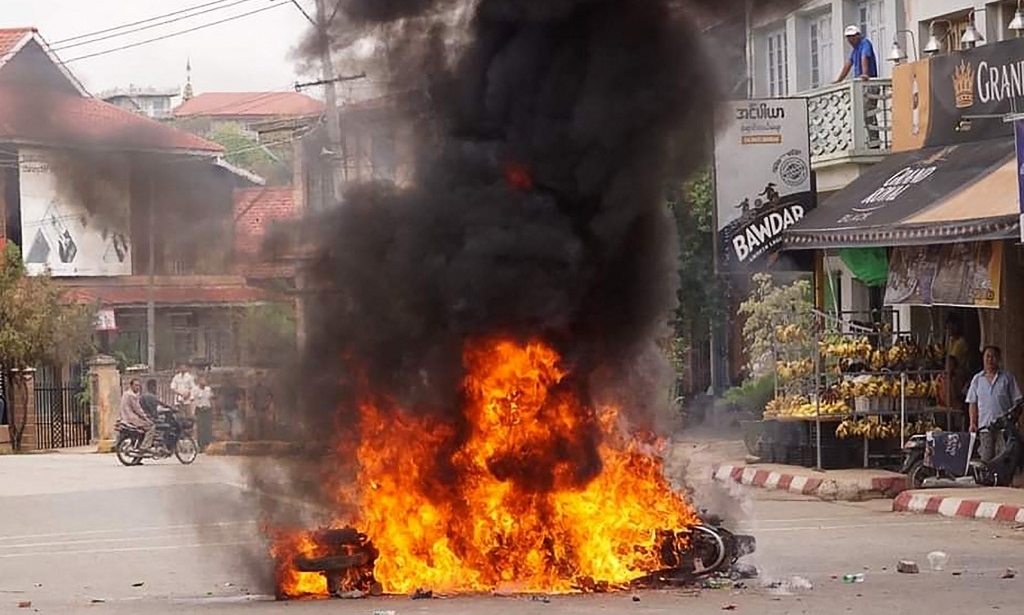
[907,1,1024,50]
[748,0,906,98]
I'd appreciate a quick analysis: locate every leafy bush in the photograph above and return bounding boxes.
[722,373,775,416]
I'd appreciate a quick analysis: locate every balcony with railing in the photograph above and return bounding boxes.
[800,78,893,191]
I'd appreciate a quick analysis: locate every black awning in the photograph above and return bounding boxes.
[783,138,1016,249]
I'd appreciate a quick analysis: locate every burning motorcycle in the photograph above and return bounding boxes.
[901,404,1023,488]
[115,405,198,466]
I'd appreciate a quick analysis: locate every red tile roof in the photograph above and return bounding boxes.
[233,186,299,279]
[63,276,282,307]
[174,92,325,118]
[0,28,33,60]
[0,87,222,153]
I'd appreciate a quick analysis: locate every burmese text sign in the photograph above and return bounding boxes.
[713,99,814,269]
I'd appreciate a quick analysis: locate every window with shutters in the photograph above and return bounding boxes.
[766,28,789,97]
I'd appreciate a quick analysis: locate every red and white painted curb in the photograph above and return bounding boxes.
[713,465,823,496]
[893,491,1024,523]
[712,464,908,499]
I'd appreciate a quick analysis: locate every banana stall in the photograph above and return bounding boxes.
[752,313,956,470]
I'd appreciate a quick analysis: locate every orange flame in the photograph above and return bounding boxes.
[272,338,698,596]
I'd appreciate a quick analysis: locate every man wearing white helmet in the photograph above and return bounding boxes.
[835,25,880,146]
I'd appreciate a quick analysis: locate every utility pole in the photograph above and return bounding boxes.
[146,176,156,369]
[314,0,344,209]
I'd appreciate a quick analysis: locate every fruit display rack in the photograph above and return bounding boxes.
[760,310,959,470]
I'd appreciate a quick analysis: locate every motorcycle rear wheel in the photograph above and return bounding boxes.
[175,437,199,465]
[116,436,143,467]
[907,460,936,489]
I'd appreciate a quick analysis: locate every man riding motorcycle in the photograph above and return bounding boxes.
[118,378,156,452]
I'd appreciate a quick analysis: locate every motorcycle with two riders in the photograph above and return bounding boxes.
[115,383,198,466]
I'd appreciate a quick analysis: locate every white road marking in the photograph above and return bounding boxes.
[0,521,258,543]
[0,530,257,551]
[738,520,950,533]
[0,540,260,559]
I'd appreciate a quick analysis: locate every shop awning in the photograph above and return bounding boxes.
[783,138,1019,249]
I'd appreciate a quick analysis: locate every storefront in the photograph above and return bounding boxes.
[752,36,1024,470]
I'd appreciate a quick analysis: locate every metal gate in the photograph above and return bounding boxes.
[34,380,91,449]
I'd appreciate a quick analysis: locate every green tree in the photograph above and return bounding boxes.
[737,272,814,379]
[0,243,95,449]
[664,168,720,377]
[202,123,292,185]
[235,303,297,367]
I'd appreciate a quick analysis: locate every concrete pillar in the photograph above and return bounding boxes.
[8,368,37,452]
[88,355,121,452]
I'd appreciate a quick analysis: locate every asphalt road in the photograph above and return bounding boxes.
[1,451,1022,614]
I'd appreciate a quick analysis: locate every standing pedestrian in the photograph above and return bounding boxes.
[835,25,881,147]
[170,362,196,418]
[217,375,244,441]
[252,372,274,441]
[194,375,214,451]
[966,346,1023,461]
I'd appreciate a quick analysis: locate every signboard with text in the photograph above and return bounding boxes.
[927,37,1024,147]
[713,99,814,269]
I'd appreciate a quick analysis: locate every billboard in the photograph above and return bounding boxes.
[884,241,1002,309]
[19,148,132,277]
[713,98,814,269]
[922,37,1024,147]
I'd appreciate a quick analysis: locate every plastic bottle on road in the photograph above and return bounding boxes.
[842,573,865,583]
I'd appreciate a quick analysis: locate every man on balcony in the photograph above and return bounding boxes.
[834,25,880,148]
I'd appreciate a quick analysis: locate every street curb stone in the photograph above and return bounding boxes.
[712,464,908,501]
[893,491,1024,523]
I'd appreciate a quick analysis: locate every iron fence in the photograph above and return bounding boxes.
[34,381,91,449]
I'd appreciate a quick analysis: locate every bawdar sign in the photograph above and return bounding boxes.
[713,99,814,269]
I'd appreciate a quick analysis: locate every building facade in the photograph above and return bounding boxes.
[99,86,179,120]
[0,27,290,372]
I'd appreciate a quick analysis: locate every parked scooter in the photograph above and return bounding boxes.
[901,404,1023,488]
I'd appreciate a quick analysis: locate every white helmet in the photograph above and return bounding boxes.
[844,25,862,37]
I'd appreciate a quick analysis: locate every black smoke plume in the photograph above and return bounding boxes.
[295,0,735,431]
[243,0,800,590]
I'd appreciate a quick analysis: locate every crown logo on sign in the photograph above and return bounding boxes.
[953,60,975,109]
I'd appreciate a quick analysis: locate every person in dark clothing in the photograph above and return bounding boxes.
[217,377,245,441]
[139,379,169,420]
[252,375,274,441]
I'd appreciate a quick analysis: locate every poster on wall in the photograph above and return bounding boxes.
[713,98,815,269]
[884,242,1002,308]
[19,149,132,277]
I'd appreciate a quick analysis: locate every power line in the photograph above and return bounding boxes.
[53,0,262,52]
[61,2,290,64]
[51,0,239,45]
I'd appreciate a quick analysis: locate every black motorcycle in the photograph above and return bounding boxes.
[901,404,1023,488]
[115,406,199,466]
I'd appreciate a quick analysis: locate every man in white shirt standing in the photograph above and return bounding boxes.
[170,362,197,418]
[966,346,1023,461]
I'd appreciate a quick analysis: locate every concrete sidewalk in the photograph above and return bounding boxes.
[713,463,908,501]
[894,487,1024,523]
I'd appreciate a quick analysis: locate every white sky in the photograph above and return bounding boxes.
[3,0,318,95]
